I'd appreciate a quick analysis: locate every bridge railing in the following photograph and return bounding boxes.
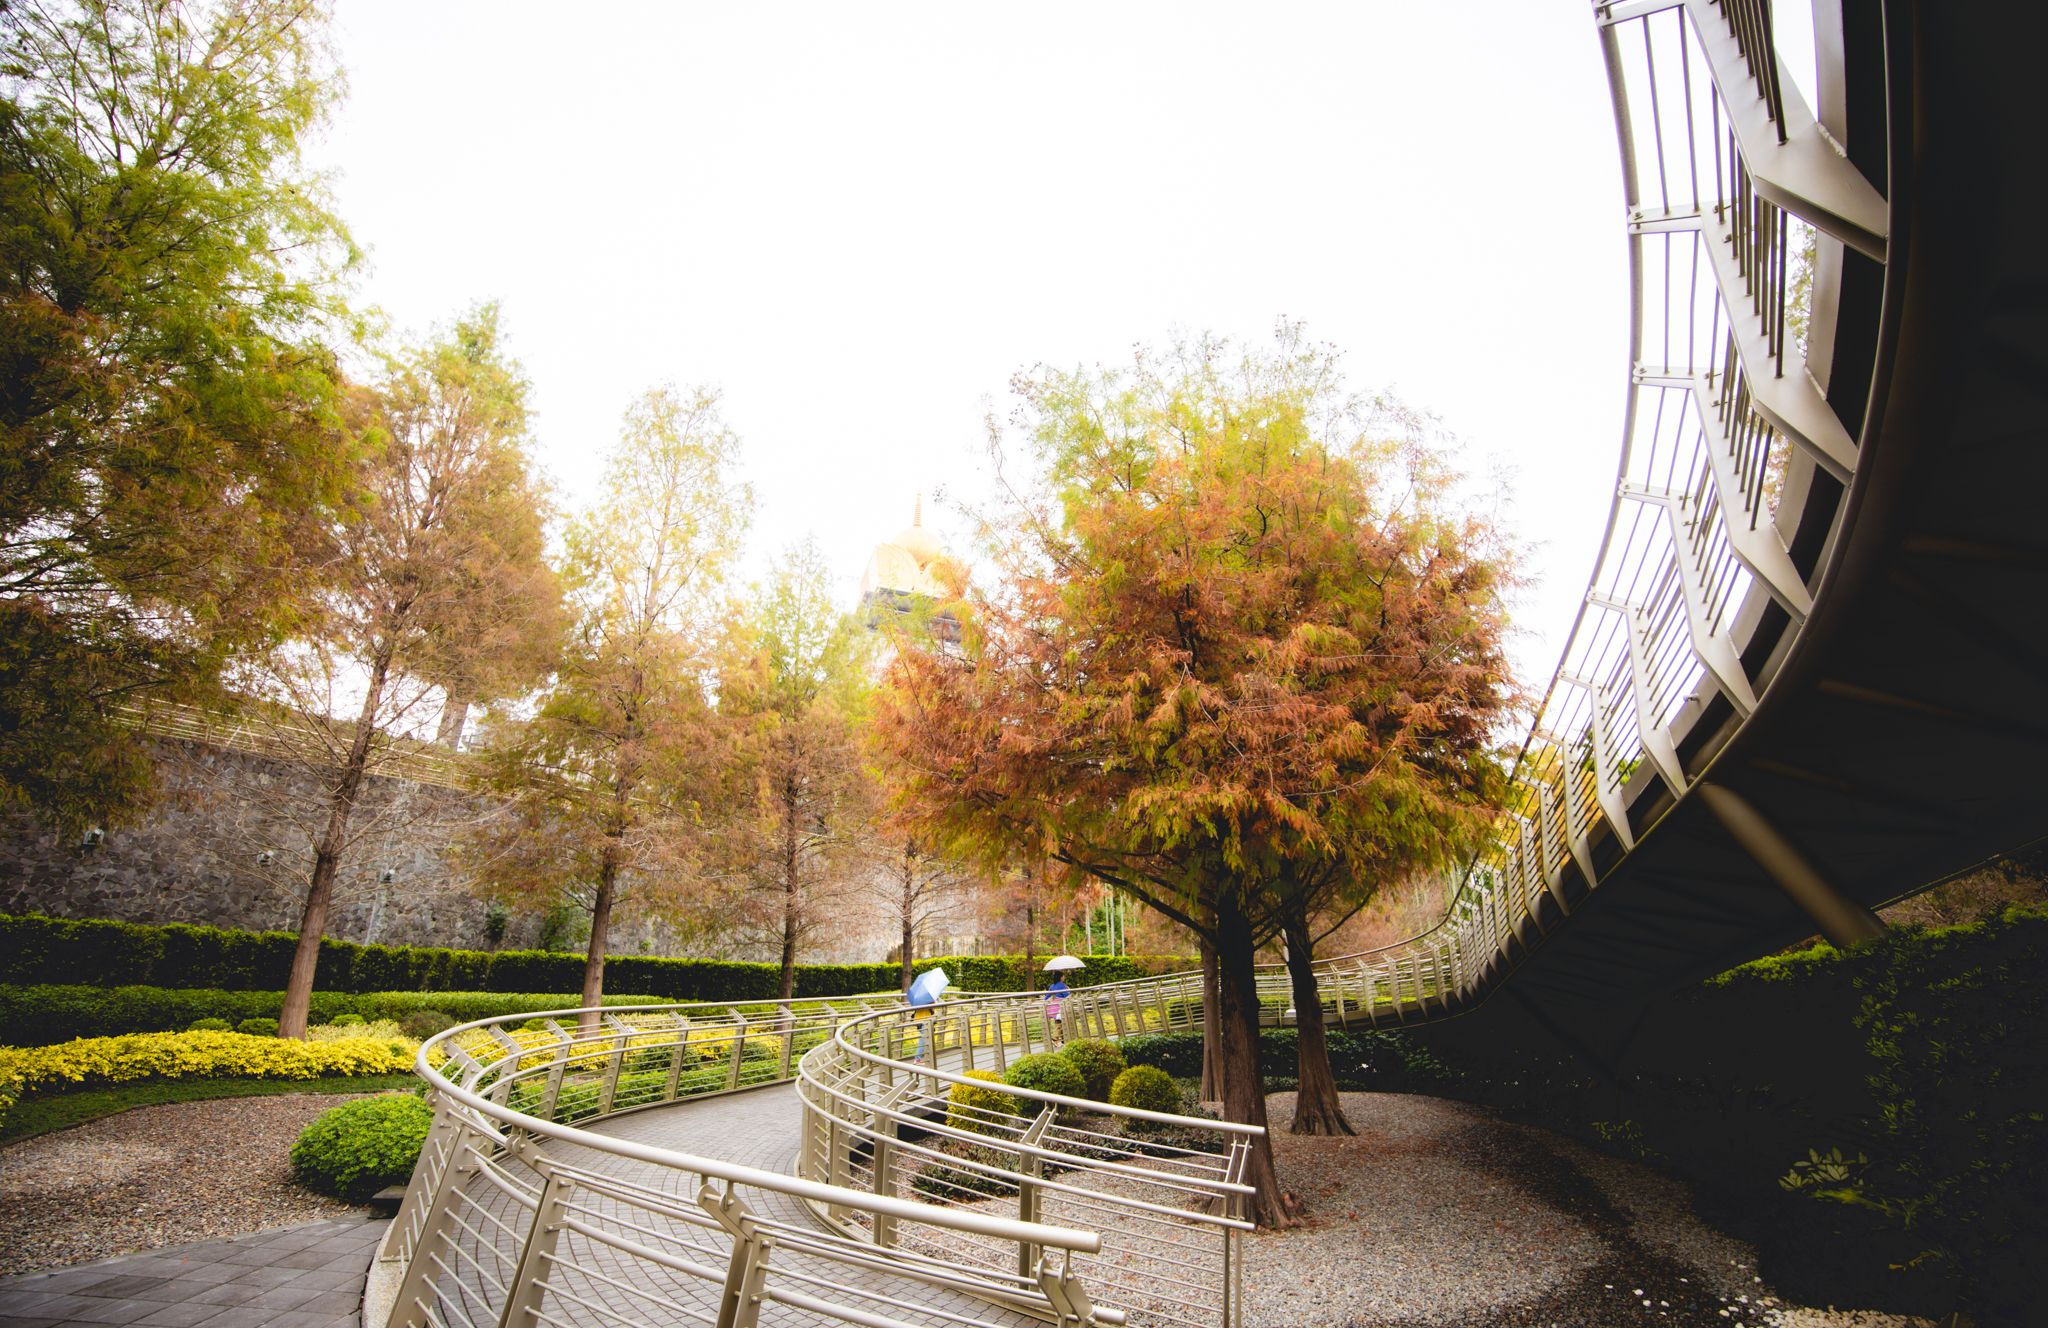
[798,991,1259,1328]
[382,996,1138,1328]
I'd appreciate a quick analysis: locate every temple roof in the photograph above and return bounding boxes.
[860,495,950,599]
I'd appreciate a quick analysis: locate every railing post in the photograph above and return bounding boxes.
[385,1124,484,1328]
[699,1183,774,1328]
[959,1011,976,1071]
[484,1027,524,1106]
[538,1021,571,1121]
[1036,1253,1097,1328]
[380,1097,461,1260]
[665,1014,692,1102]
[726,1012,749,1091]
[598,1022,628,1115]
[493,1167,572,1328]
[1015,1106,1055,1278]
[869,1085,910,1248]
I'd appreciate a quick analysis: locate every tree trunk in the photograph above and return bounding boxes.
[1282,904,1354,1135]
[278,650,392,1039]
[778,771,801,1002]
[1212,895,1301,1227]
[1022,862,1037,992]
[434,685,471,748]
[1199,934,1223,1103]
[580,835,621,1030]
[900,842,916,993]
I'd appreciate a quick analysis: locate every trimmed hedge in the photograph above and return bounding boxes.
[1109,1064,1181,1118]
[1058,1038,1126,1100]
[1118,1026,1440,1090]
[1004,1052,1086,1102]
[0,1030,414,1106]
[0,913,1190,1001]
[947,1069,1016,1135]
[0,985,359,1046]
[292,1094,433,1201]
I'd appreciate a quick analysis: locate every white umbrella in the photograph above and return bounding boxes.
[1041,955,1085,972]
[907,967,951,1006]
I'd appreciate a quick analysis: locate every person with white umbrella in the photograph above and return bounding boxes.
[1041,955,1082,1046]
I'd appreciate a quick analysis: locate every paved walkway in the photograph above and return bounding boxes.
[0,1216,386,1328]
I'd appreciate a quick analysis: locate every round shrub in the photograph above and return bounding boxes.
[291,1093,434,1201]
[330,1013,365,1027]
[236,1017,279,1037]
[186,1018,232,1032]
[1003,1052,1086,1105]
[1058,1038,1126,1099]
[948,1070,1016,1135]
[397,1010,457,1041]
[1109,1064,1182,1120]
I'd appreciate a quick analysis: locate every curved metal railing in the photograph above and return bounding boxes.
[381,992,1256,1328]
[796,992,1257,1328]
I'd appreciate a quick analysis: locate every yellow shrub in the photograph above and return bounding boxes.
[309,1019,408,1043]
[0,1031,415,1100]
[429,1024,680,1074]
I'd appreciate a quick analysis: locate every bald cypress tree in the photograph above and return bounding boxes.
[875,325,1517,1224]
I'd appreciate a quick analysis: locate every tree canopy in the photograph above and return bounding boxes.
[876,324,1520,1221]
[0,0,360,828]
[478,385,751,1013]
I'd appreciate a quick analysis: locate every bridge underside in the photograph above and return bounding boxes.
[1484,0,2048,1041]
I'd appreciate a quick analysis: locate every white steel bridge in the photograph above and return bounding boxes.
[378,3,2048,1326]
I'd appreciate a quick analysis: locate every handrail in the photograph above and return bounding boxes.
[380,997,1139,1328]
[794,987,1259,1328]
[410,1010,1104,1251]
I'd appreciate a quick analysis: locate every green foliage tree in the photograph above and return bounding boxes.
[479,386,750,1019]
[253,306,559,1038]
[713,541,879,1001]
[0,0,361,829]
[876,325,1517,1223]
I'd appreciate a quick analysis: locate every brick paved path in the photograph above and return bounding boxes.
[0,1216,386,1328]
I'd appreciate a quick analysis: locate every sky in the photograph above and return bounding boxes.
[309,0,1640,692]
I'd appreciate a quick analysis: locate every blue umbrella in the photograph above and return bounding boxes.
[907,967,950,1007]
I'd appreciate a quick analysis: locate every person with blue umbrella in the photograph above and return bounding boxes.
[906,966,949,1063]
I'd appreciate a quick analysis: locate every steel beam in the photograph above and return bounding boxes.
[1697,783,1885,947]
[1682,0,1887,258]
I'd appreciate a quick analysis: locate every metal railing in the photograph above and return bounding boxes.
[384,991,1257,1328]
[796,992,1257,1328]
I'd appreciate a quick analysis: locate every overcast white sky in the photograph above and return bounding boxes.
[311,0,1637,691]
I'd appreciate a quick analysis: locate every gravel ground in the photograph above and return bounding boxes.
[0,1092,373,1276]
[1242,1092,1934,1328]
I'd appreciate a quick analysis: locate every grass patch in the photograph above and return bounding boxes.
[0,1073,421,1145]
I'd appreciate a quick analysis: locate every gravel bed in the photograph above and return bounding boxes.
[0,1092,375,1275]
[1238,1091,1934,1328]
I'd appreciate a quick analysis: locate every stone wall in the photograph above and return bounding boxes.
[0,736,915,964]
[0,737,530,951]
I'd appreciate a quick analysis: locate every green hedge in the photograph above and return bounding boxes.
[0,986,360,1046]
[0,914,1190,1001]
[0,985,687,1046]
[1398,904,2048,1324]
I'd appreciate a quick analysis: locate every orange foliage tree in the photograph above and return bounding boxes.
[874,326,1517,1224]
